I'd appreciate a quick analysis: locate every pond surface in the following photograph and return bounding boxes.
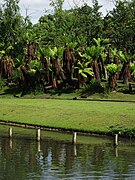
[0,125,135,179]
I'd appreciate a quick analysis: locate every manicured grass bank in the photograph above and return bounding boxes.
[0,98,135,137]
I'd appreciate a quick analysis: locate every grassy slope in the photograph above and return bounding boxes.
[0,98,135,136]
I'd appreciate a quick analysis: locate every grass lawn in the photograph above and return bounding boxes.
[0,98,135,136]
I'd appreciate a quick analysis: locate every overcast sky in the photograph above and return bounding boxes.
[18,0,114,24]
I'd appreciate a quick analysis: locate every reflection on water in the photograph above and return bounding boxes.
[0,127,135,179]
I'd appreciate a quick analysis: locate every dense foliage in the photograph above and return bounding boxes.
[0,0,135,95]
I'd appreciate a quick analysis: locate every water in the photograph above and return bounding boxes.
[0,126,135,179]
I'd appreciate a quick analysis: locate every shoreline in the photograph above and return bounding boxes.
[0,119,132,139]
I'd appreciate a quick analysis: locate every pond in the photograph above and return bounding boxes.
[0,125,135,179]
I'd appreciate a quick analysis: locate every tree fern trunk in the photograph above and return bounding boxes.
[93,59,101,82]
[108,74,117,90]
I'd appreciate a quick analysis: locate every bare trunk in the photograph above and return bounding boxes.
[52,58,66,89]
[27,42,36,63]
[63,46,75,85]
[120,62,131,85]
[108,74,117,90]
[20,65,33,88]
[93,59,101,82]
[98,54,105,79]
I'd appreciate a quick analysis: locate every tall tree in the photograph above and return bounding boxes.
[103,0,135,54]
[50,0,66,45]
[72,1,103,46]
[0,0,25,57]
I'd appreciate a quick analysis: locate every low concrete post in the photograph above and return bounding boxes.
[74,145,77,156]
[8,128,12,138]
[9,139,13,149]
[114,134,118,146]
[115,147,118,157]
[72,132,77,144]
[37,141,41,152]
[36,128,41,141]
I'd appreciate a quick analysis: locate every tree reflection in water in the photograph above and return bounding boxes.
[0,134,135,179]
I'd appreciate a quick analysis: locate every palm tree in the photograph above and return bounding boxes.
[111,48,121,79]
[48,46,66,89]
[118,50,132,85]
[75,60,94,88]
[25,29,37,63]
[38,46,52,85]
[0,56,14,79]
[81,38,109,82]
[84,45,103,82]
[107,63,122,90]
[0,46,14,78]
[111,48,119,65]
[63,42,76,85]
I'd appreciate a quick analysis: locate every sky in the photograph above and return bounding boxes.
[19,0,115,24]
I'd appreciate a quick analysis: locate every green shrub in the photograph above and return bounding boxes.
[81,79,105,95]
